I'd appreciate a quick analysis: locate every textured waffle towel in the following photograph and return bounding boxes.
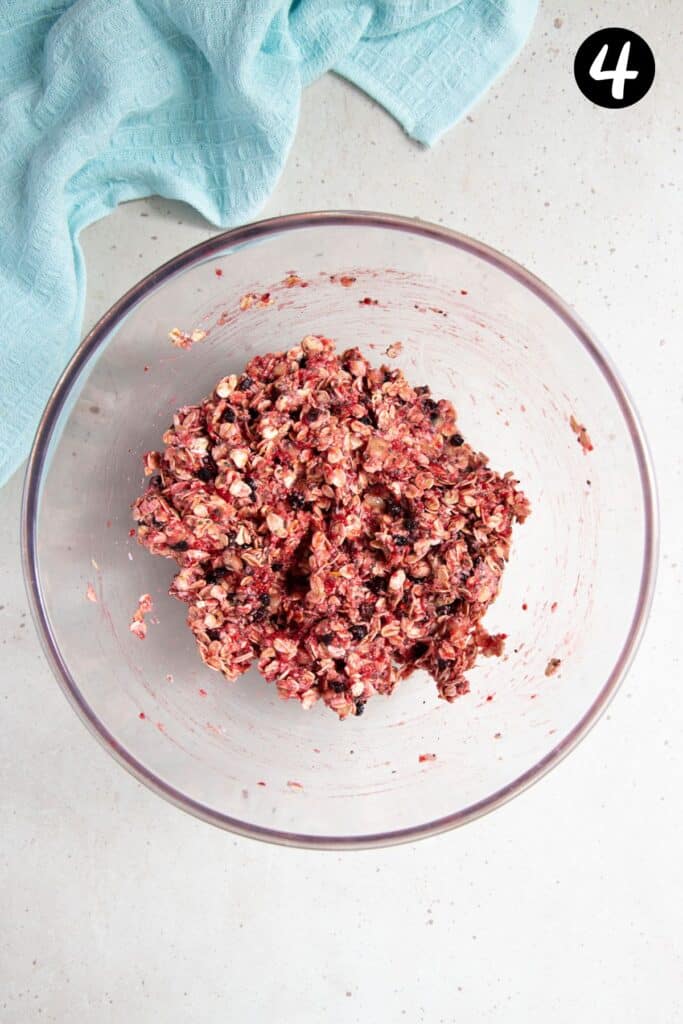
[0,0,537,484]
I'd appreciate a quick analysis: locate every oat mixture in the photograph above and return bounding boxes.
[133,336,530,718]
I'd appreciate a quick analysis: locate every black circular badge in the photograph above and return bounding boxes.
[574,28,654,108]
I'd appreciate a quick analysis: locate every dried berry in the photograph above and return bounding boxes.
[205,566,228,585]
[197,460,216,482]
[349,624,367,641]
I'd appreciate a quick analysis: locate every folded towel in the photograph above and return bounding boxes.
[0,0,537,485]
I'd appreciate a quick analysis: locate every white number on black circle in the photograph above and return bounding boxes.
[589,41,639,100]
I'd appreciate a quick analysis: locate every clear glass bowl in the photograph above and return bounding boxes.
[22,212,657,848]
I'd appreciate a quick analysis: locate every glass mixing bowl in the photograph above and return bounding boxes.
[22,212,657,848]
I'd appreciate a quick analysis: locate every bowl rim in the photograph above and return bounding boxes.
[21,209,659,850]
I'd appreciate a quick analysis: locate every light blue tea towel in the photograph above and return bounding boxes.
[0,0,537,485]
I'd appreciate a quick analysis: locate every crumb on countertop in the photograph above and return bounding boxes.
[545,657,561,677]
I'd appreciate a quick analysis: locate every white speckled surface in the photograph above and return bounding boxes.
[1,2,681,1020]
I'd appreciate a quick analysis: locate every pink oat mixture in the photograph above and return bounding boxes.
[132,335,529,718]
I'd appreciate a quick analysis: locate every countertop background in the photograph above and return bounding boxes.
[2,2,681,1021]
